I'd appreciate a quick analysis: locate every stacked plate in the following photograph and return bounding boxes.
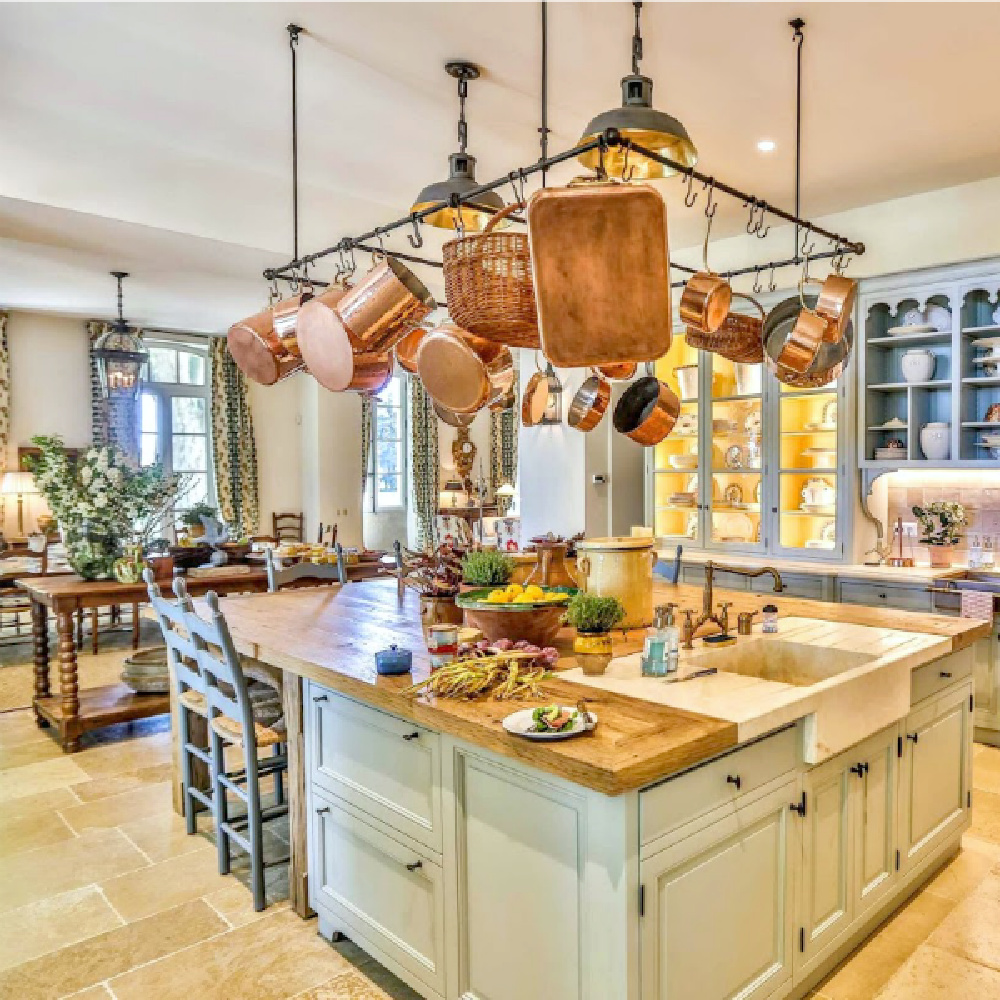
[875,447,907,461]
[668,492,696,506]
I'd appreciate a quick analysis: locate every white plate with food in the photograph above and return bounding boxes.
[503,704,597,741]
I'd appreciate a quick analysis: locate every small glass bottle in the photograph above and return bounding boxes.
[983,536,995,570]
[969,535,982,569]
[762,604,779,634]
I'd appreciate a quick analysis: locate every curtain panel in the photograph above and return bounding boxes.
[360,395,373,494]
[0,313,8,526]
[409,375,439,549]
[210,338,260,538]
[87,320,141,463]
[489,354,518,514]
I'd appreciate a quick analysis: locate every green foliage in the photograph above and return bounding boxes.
[180,502,217,527]
[912,501,967,546]
[461,549,515,586]
[563,593,625,634]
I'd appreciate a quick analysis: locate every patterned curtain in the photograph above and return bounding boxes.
[87,320,141,463]
[0,313,8,527]
[360,395,373,494]
[209,338,260,537]
[489,355,518,514]
[409,375,439,549]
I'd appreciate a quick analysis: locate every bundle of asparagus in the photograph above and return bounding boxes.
[404,655,548,702]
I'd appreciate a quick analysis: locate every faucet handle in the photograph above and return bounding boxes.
[680,608,696,649]
[717,601,733,635]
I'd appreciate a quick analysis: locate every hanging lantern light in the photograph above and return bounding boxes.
[410,61,505,232]
[577,1,697,180]
[541,363,563,424]
[92,271,148,399]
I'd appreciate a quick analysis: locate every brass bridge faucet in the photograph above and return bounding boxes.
[690,561,784,637]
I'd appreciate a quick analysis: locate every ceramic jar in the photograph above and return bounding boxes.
[901,348,936,384]
[674,365,699,401]
[573,633,614,676]
[735,362,762,397]
[919,422,951,461]
[576,536,656,629]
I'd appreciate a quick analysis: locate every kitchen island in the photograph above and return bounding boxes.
[215,578,990,1000]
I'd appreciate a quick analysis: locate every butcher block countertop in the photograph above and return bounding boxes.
[214,579,989,796]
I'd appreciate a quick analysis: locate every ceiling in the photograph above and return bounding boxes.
[3,1,1000,332]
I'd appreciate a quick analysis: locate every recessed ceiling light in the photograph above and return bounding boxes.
[756,139,777,153]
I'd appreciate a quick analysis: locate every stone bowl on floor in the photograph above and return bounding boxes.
[121,646,170,694]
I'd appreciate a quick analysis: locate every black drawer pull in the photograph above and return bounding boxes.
[939,671,953,679]
[726,774,742,791]
[316,806,331,815]
[405,860,423,872]
[878,593,887,600]
[907,732,919,744]
[313,694,329,702]
[850,762,868,777]
[402,731,420,741]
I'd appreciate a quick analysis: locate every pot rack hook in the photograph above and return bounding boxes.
[701,199,716,272]
[683,169,698,208]
[703,178,718,220]
[745,198,758,234]
[753,269,763,296]
[768,263,778,293]
[754,204,770,239]
[799,223,816,257]
[798,250,813,309]
[621,142,636,183]
[407,215,424,250]
[450,193,466,238]
[508,168,526,206]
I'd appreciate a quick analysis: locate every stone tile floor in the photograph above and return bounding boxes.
[2,632,1000,998]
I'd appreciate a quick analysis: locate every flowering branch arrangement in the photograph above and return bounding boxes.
[912,501,967,547]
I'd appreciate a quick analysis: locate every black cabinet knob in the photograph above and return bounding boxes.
[907,732,919,744]
[402,731,420,741]
[726,774,742,791]
[405,860,423,872]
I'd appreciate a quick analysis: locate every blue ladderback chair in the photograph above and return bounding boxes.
[264,546,346,591]
[653,544,684,585]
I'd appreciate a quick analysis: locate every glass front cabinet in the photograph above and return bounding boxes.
[649,323,851,561]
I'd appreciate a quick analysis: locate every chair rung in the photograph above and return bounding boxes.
[261,802,289,822]
[187,787,213,811]
[185,744,212,765]
[263,855,291,868]
[220,824,252,854]
[218,773,249,800]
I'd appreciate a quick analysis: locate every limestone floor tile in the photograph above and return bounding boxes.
[291,968,393,1000]
[0,805,76,859]
[117,811,215,863]
[816,889,956,1000]
[73,729,172,779]
[67,987,114,999]
[960,832,1000,862]
[0,885,122,972]
[0,755,90,803]
[0,783,79,819]
[202,869,291,928]
[0,708,53,747]
[874,943,1000,999]
[0,827,148,914]
[57,779,172,833]
[0,734,65,770]
[926,872,1000,972]
[109,908,349,1000]
[0,898,227,1000]
[969,788,1000,843]
[922,845,997,902]
[69,761,174,803]
[100,844,232,921]
[974,746,1000,795]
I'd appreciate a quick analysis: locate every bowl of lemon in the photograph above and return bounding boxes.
[457,584,576,647]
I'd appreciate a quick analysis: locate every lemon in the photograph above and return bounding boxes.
[512,593,535,604]
[506,583,524,597]
[487,589,510,604]
[523,585,545,601]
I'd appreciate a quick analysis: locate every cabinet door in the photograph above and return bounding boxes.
[797,758,853,974]
[640,780,799,1000]
[899,684,972,873]
[852,726,899,919]
[973,624,1000,732]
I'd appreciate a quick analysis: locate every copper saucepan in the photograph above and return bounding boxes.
[295,283,355,391]
[344,351,393,394]
[338,256,436,355]
[417,324,515,415]
[763,294,854,388]
[394,326,429,375]
[613,372,681,446]
[567,372,612,432]
[270,283,314,360]
[227,299,305,386]
[678,221,732,334]
[595,361,638,381]
[433,401,476,428]
[815,272,858,345]
[521,369,549,427]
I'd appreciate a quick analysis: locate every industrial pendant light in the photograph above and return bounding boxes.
[410,61,504,232]
[540,363,563,424]
[577,1,697,179]
[93,272,148,399]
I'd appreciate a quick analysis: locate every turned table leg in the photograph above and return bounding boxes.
[56,610,81,752]
[31,601,50,728]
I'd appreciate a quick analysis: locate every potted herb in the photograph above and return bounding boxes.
[564,593,625,676]
[398,544,465,640]
[461,549,514,587]
[912,501,968,568]
[180,502,218,539]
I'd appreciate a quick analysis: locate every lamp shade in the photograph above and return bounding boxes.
[495,482,516,499]
[410,153,505,233]
[441,479,466,507]
[0,471,37,496]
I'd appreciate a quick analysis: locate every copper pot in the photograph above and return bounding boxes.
[596,361,638,381]
[270,284,314,359]
[679,272,732,334]
[344,351,393,394]
[776,307,827,373]
[567,373,611,432]
[613,375,681,446]
[763,294,854,388]
[227,303,304,386]
[337,256,435,355]
[815,273,857,345]
[433,401,476,428]
[416,324,515,415]
[521,370,549,426]
[394,326,428,375]
[296,283,355,392]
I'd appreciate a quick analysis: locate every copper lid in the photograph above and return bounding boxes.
[296,295,355,392]
[417,326,501,415]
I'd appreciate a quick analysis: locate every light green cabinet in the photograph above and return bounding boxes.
[640,779,800,1000]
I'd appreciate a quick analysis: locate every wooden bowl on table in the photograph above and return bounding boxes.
[456,587,575,646]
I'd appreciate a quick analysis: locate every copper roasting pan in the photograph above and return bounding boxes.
[526,181,672,367]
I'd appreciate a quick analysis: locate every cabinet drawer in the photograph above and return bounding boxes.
[751,571,826,602]
[311,790,446,997]
[307,684,442,852]
[911,651,973,707]
[838,581,932,612]
[640,725,799,849]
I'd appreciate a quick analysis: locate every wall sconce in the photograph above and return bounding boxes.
[541,363,563,424]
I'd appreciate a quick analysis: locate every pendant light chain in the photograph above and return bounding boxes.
[288,23,302,262]
[790,17,805,257]
[115,272,125,325]
[632,1,643,76]
[457,74,469,154]
[539,1,550,186]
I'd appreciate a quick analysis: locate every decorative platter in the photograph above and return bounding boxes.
[457,586,575,610]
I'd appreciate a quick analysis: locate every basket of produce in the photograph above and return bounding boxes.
[457,583,575,646]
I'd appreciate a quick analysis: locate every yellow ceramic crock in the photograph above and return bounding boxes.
[575,536,657,629]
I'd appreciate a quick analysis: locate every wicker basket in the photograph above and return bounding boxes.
[442,202,539,348]
[683,294,765,364]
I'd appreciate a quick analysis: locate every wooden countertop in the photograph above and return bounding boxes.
[213,579,989,796]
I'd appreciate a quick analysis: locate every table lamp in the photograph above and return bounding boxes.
[440,479,465,508]
[1,471,38,538]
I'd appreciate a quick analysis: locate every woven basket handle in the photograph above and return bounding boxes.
[483,201,526,235]
[731,292,766,320]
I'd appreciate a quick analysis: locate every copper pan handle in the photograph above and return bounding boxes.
[482,201,525,235]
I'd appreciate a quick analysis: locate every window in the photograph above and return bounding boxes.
[369,376,406,511]
[139,339,214,523]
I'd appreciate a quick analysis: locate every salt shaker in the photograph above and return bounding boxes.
[762,604,779,634]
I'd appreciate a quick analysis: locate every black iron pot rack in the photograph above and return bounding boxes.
[262,128,865,291]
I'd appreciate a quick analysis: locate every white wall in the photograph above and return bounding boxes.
[249,376,303,538]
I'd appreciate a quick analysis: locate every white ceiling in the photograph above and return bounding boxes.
[3,1,1000,332]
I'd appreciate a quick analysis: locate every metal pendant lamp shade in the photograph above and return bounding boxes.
[410,61,504,233]
[577,2,698,179]
[541,363,563,424]
[93,272,148,399]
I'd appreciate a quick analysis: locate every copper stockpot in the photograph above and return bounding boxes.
[416,324,515,415]
[612,375,681,446]
[227,303,304,386]
[433,400,476,428]
[815,273,858,345]
[270,284,314,359]
[394,326,428,375]
[776,306,828,373]
[337,257,436,355]
[679,271,733,334]
[763,294,854,388]
[344,351,394,394]
[521,369,549,426]
[596,361,638,381]
[567,373,612,432]
[295,283,355,392]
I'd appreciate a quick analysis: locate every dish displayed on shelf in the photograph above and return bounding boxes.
[987,403,1000,423]
[875,447,908,460]
[668,454,699,470]
[800,503,836,515]
[801,477,836,507]
[744,410,762,436]
[713,418,737,434]
[820,520,837,544]
[723,483,743,506]
[973,356,1000,376]
[675,412,697,435]
[724,444,743,469]
[686,513,698,539]
[821,399,838,425]
[753,480,762,504]
[668,492,696,506]
[873,417,907,430]
[714,512,754,543]
[886,323,936,337]
[901,304,951,332]
[804,421,837,432]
